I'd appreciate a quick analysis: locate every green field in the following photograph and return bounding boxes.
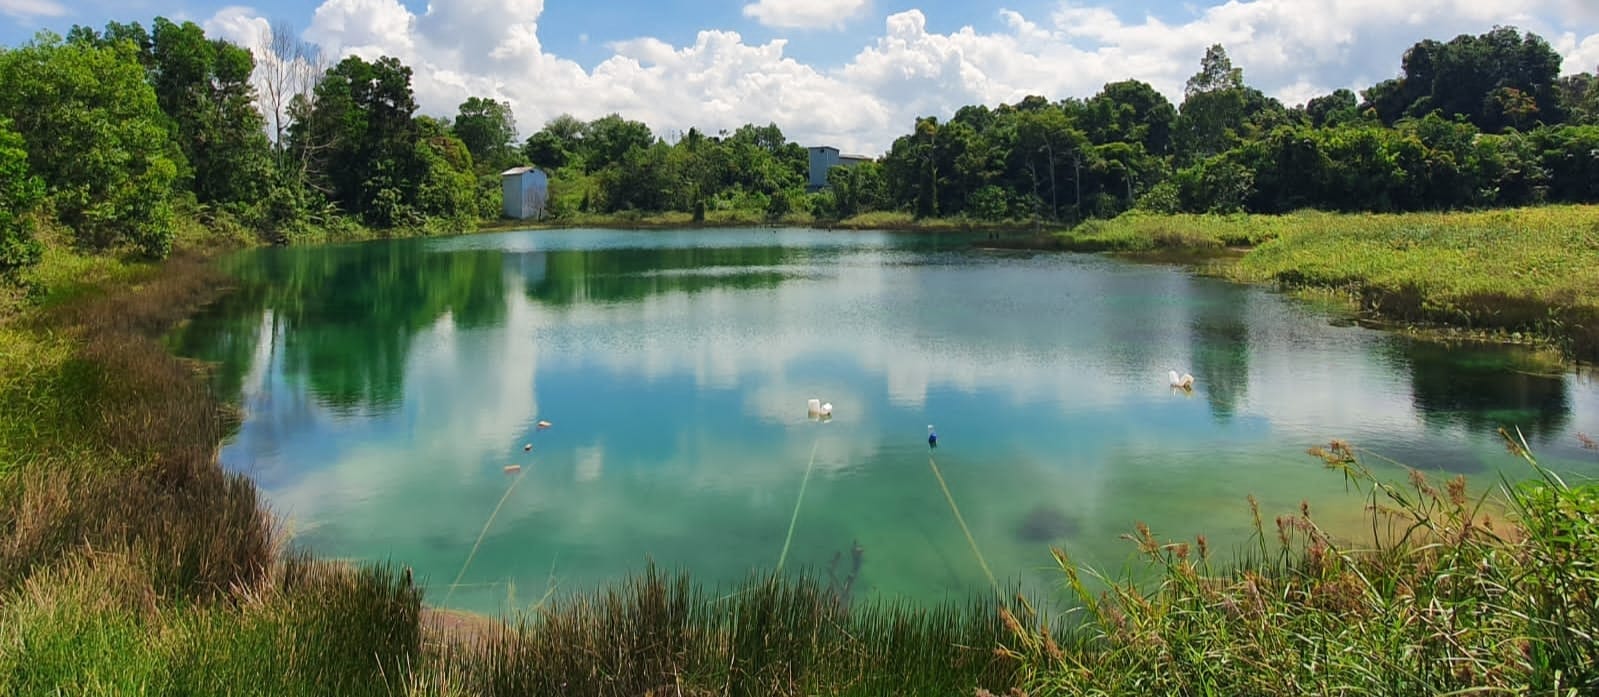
[1040,206,1599,357]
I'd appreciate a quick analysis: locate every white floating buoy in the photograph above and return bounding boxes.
[820,402,833,416]
[1168,370,1195,390]
[536,420,552,430]
[523,443,533,452]
[807,398,822,416]
[503,464,522,473]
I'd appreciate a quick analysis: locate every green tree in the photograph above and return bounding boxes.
[1554,72,1598,125]
[291,55,422,225]
[452,96,517,172]
[523,130,569,169]
[1083,80,1177,156]
[1306,89,1359,127]
[0,33,177,256]
[579,114,654,172]
[1174,45,1250,164]
[1366,27,1565,131]
[0,118,44,279]
[149,17,271,204]
[1014,108,1088,220]
[885,117,943,217]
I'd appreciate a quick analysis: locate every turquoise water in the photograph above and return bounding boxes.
[170,228,1599,613]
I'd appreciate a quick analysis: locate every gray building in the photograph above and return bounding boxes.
[806,146,872,190]
[500,166,549,220]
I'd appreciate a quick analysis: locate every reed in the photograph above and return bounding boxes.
[430,566,1028,696]
[1008,431,1599,695]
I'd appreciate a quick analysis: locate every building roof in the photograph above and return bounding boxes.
[499,166,541,176]
[839,154,873,161]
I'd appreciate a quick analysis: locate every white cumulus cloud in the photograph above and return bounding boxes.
[742,0,869,30]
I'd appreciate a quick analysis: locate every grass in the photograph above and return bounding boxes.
[833,211,1052,233]
[423,567,1027,696]
[1024,206,1599,358]
[1046,210,1298,252]
[1230,207,1599,357]
[1007,432,1599,694]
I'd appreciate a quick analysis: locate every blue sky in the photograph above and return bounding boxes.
[4,0,1597,153]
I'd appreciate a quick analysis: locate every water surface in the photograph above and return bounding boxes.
[171,228,1599,612]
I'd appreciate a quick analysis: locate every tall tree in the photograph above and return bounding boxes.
[1365,27,1565,131]
[578,114,654,172]
[0,33,177,256]
[291,55,422,225]
[1555,71,1599,125]
[1306,89,1359,127]
[452,96,517,171]
[149,17,271,204]
[1174,45,1251,164]
[1083,80,1177,155]
[258,20,325,155]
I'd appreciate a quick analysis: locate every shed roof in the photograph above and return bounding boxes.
[499,166,541,176]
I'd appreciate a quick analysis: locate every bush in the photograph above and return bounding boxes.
[0,118,43,280]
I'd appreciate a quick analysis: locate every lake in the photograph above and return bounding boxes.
[170,228,1599,613]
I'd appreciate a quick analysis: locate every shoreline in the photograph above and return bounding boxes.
[973,206,1599,362]
[278,208,1597,363]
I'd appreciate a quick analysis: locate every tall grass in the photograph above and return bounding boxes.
[1008,431,1599,695]
[1041,205,1599,357]
[1231,206,1599,357]
[428,566,1028,696]
[0,245,424,695]
[1049,210,1298,252]
[0,551,422,696]
[833,211,1045,233]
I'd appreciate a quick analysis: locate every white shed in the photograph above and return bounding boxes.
[500,166,549,220]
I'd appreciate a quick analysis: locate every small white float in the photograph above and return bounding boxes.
[1169,370,1195,390]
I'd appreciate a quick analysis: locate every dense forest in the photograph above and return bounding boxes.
[2,20,1598,280]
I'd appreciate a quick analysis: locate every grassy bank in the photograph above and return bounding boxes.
[1018,206,1599,358]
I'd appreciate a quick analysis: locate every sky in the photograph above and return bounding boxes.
[4,0,1599,155]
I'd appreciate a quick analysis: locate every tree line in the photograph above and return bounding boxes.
[2,20,1597,281]
[522,26,1599,222]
